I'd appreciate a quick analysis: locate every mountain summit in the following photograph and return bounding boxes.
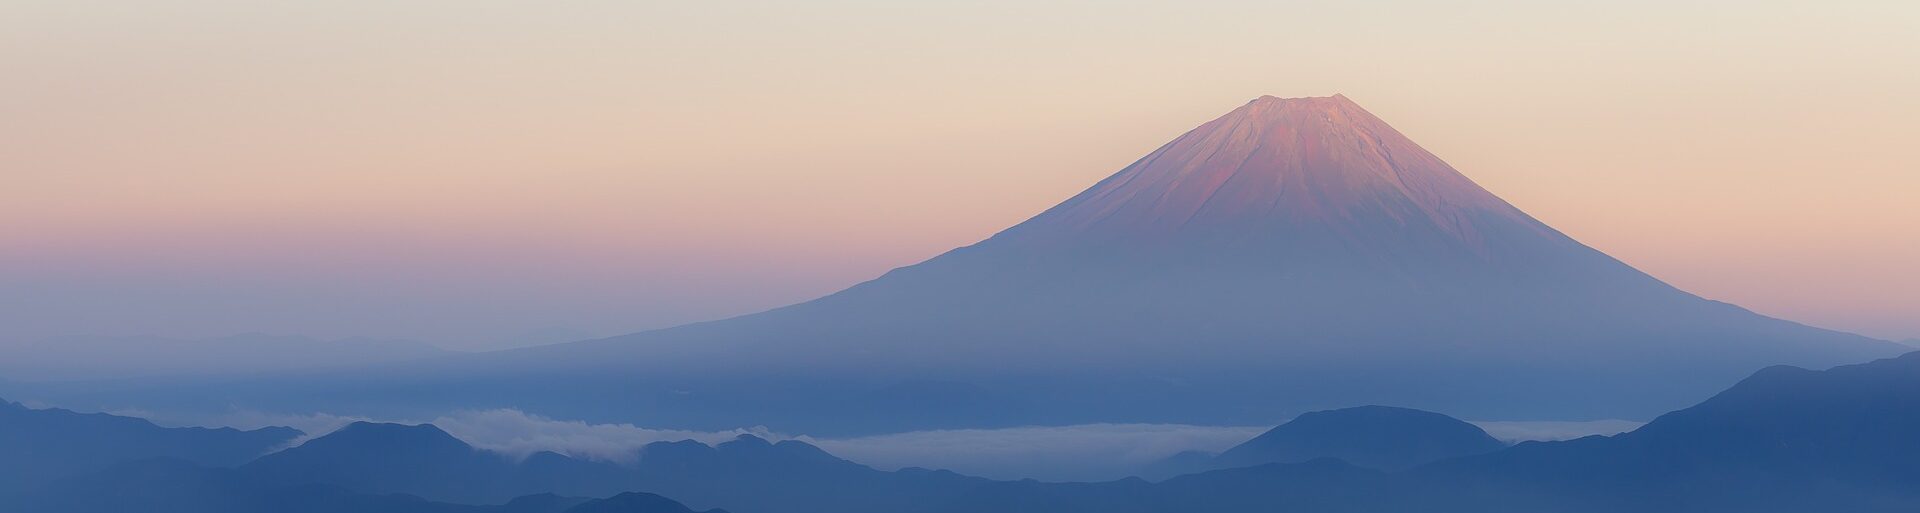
[1014,94,1528,243]
[656,95,1893,372]
[60,96,1900,434]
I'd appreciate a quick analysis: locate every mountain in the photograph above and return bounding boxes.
[241,422,991,511]
[947,351,1920,512]
[437,94,1895,430]
[4,457,720,513]
[1395,350,1920,512]
[1140,406,1504,479]
[6,458,474,513]
[0,398,300,494]
[564,493,729,513]
[9,95,1899,434]
[242,422,510,501]
[1221,406,1504,471]
[243,422,630,504]
[15,351,1920,513]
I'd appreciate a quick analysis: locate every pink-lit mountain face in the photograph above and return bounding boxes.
[182,96,1904,433]
[749,94,1816,364]
[1021,94,1533,246]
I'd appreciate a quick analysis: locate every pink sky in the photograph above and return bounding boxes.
[3,1,1916,347]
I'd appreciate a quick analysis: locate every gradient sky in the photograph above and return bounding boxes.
[3,0,1916,350]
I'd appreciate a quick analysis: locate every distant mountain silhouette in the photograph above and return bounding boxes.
[1147,406,1505,478]
[243,422,509,500]
[238,423,989,511]
[1216,405,1506,471]
[244,422,629,504]
[0,398,299,494]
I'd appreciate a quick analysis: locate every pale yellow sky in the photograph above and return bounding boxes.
[2,0,1916,345]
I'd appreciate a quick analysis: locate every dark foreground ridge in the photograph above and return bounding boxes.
[1145,405,1508,478]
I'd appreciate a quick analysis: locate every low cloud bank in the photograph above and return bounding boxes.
[148,409,1641,482]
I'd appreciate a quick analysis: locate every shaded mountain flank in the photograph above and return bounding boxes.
[1217,405,1507,470]
[240,423,989,511]
[1145,405,1507,478]
[958,351,1920,513]
[0,398,299,494]
[8,457,721,513]
[0,416,976,513]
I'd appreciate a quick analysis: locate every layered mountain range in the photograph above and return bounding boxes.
[9,351,1920,513]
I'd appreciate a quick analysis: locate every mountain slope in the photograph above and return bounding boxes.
[240,423,992,511]
[1398,350,1920,512]
[243,422,632,504]
[1214,406,1506,471]
[945,351,1920,512]
[1141,405,1505,479]
[4,457,720,513]
[0,398,300,494]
